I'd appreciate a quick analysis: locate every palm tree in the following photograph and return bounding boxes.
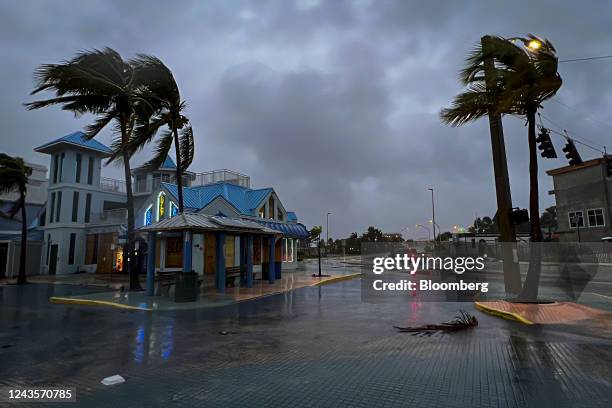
[441,35,562,300]
[118,55,194,213]
[25,48,164,291]
[0,154,32,284]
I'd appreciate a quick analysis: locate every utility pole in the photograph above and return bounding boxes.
[481,35,522,295]
[428,188,436,242]
[326,212,331,253]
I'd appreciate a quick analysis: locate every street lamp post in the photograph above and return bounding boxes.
[326,212,331,248]
[428,188,436,243]
[481,35,522,295]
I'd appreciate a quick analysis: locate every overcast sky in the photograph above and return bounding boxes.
[1,0,611,239]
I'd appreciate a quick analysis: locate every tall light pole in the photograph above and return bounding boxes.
[427,188,436,243]
[481,35,522,294]
[326,212,332,252]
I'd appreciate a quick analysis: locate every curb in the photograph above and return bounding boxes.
[49,296,152,311]
[312,273,362,286]
[474,301,534,325]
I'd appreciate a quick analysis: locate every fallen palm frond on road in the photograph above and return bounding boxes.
[393,311,478,335]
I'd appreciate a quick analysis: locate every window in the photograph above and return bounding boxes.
[87,156,94,185]
[258,207,265,219]
[568,211,584,228]
[157,192,166,221]
[52,155,59,184]
[282,238,294,263]
[84,193,92,223]
[49,192,56,224]
[55,191,62,223]
[46,234,51,265]
[68,233,76,265]
[75,154,82,183]
[170,201,178,217]
[277,207,283,221]
[144,205,152,226]
[58,153,65,182]
[268,196,275,219]
[587,208,605,227]
[71,191,79,222]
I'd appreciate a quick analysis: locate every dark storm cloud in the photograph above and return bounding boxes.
[1,0,611,238]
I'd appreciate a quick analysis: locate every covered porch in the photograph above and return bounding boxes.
[139,213,283,297]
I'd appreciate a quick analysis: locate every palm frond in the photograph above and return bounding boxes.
[178,125,195,170]
[141,130,174,171]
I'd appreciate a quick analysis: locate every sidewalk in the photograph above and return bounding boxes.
[45,269,361,311]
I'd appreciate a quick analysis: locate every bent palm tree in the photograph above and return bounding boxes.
[441,35,562,301]
[25,48,163,291]
[0,154,32,284]
[119,55,194,213]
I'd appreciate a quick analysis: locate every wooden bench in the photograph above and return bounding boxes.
[156,271,204,297]
[225,266,242,287]
[156,271,178,297]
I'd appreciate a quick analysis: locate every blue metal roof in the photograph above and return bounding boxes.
[256,220,309,238]
[161,182,273,216]
[34,131,112,155]
[286,211,298,222]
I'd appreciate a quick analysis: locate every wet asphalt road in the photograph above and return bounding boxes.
[1,262,612,407]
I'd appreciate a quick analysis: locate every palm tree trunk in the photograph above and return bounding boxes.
[172,126,184,213]
[17,191,27,285]
[516,107,542,302]
[121,117,142,291]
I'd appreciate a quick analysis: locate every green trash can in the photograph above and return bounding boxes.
[175,271,199,303]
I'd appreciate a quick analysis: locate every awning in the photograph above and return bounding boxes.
[256,220,310,239]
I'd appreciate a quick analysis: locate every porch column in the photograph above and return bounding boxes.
[246,234,254,288]
[183,230,193,273]
[275,237,282,280]
[239,235,246,286]
[216,231,226,293]
[268,236,275,284]
[146,231,156,296]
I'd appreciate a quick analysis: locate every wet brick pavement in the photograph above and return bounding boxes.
[1,263,612,407]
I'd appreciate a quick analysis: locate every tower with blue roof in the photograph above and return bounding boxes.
[35,131,121,275]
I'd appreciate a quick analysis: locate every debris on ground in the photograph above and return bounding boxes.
[393,311,478,336]
[101,374,126,386]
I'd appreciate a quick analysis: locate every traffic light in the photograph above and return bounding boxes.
[607,156,612,177]
[562,139,583,166]
[536,128,557,158]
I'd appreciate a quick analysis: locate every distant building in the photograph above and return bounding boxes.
[547,156,612,242]
[29,131,308,277]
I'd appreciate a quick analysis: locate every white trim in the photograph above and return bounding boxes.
[568,210,584,229]
[586,208,605,228]
[144,204,153,225]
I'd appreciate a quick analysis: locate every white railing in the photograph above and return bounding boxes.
[100,177,127,193]
[192,169,250,188]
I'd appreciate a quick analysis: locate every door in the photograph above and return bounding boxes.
[0,243,8,279]
[49,244,58,275]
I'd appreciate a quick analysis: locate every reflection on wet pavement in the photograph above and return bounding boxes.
[0,259,611,407]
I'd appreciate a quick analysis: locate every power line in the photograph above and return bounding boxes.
[539,113,606,149]
[559,55,612,63]
[550,98,612,130]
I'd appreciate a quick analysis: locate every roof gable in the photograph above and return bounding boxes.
[160,182,273,216]
[35,131,112,155]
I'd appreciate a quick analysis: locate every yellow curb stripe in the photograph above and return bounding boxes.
[312,273,362,286]
[474,301,534,325]
[49,297,151,311]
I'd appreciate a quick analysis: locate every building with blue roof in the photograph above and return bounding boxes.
[23,130,309,279]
